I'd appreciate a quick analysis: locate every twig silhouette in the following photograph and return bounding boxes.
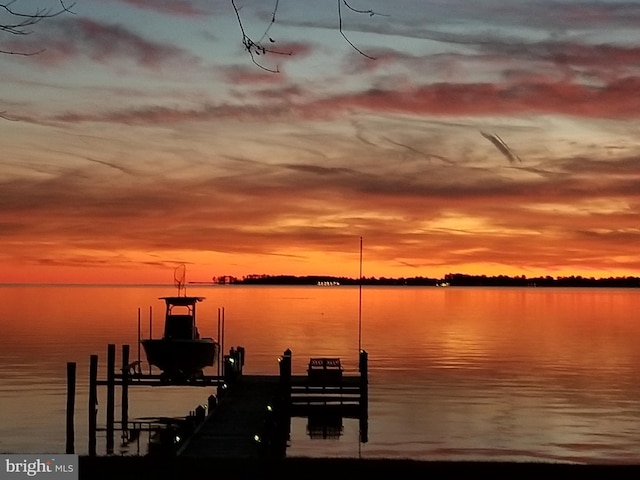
[339,0,389,60]
[0,0,76,55]
[230,0,387,71]
[230,0,290,73]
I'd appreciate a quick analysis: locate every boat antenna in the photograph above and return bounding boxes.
[358,236,363,353]
[174,263,186,296]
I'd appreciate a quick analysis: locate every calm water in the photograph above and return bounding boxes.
[1,284,640,464]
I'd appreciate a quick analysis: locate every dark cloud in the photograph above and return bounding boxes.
[9,17,202,71]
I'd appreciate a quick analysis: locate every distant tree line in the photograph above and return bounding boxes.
[441,273,640,288]
[210,273,640,287]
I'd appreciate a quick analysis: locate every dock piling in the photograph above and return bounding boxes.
[137,309,141,368]
[148,306,152,375]
[106,343,115,454]
[88,354,98,456]
[65,362,76,454]
[217,309,221,378]
[359,350,368,403]
[208,394,217,412]
[279,349,292,407]
[359,350,369,443]
[220,308,225,377]
[121,344,130,439]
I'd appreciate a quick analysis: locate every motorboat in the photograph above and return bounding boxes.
[141,295,218,380]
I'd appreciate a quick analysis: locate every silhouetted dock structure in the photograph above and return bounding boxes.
[177,375,282,458]
[66,346,368,458]
[178,349,368,458]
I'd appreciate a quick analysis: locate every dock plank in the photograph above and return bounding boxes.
[177,375,280,458]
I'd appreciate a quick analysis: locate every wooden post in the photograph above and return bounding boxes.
[359,408,369,444]
[207,394,217,412]
[88,354,98,456]
[121,344,130,439]
[359,350,368,402]
[277,349,293,452]
[137,308,141,367]
[237,346,245,375]
[217,308,221,379]
[106,343,116,454]
[221,308,225,378]
[359,349,369,444]
[279,349,292,407]
[66,362,76,454]
[148,306,152,375]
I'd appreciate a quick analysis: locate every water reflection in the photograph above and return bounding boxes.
[1,285,640,463]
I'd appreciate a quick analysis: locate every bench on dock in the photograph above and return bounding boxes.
[307,358,343,385]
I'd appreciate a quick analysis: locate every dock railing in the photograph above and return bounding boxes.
[307,357,343,385]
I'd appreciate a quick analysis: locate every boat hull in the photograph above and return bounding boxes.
[141,338,217,377]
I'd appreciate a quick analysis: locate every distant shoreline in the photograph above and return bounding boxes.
[2,273,640,289]
[212,273,640,288]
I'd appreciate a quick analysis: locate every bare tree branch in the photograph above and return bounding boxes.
[338,0,378,60]
[0,0,76,56]
[0,1,75,120]
[230,0,291,73]
[230,0,387,72]
[342,0,382,16]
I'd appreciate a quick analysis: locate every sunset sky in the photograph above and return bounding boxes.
[1,0,640,284]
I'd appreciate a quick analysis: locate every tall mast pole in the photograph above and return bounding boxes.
[358,236,363,352]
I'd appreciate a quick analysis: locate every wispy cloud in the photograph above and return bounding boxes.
[23,76,637,127]
[8,17,202,71]
[117,0,212,17]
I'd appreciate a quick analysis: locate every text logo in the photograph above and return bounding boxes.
[1,455,77,480]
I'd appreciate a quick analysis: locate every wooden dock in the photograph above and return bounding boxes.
[177,349,368,458]
[68,346,368,458]
[177,375,283,458]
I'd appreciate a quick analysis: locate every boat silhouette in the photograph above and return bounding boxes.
[141,266,218,380]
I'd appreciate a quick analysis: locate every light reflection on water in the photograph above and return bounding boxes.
[1,285,640,463]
